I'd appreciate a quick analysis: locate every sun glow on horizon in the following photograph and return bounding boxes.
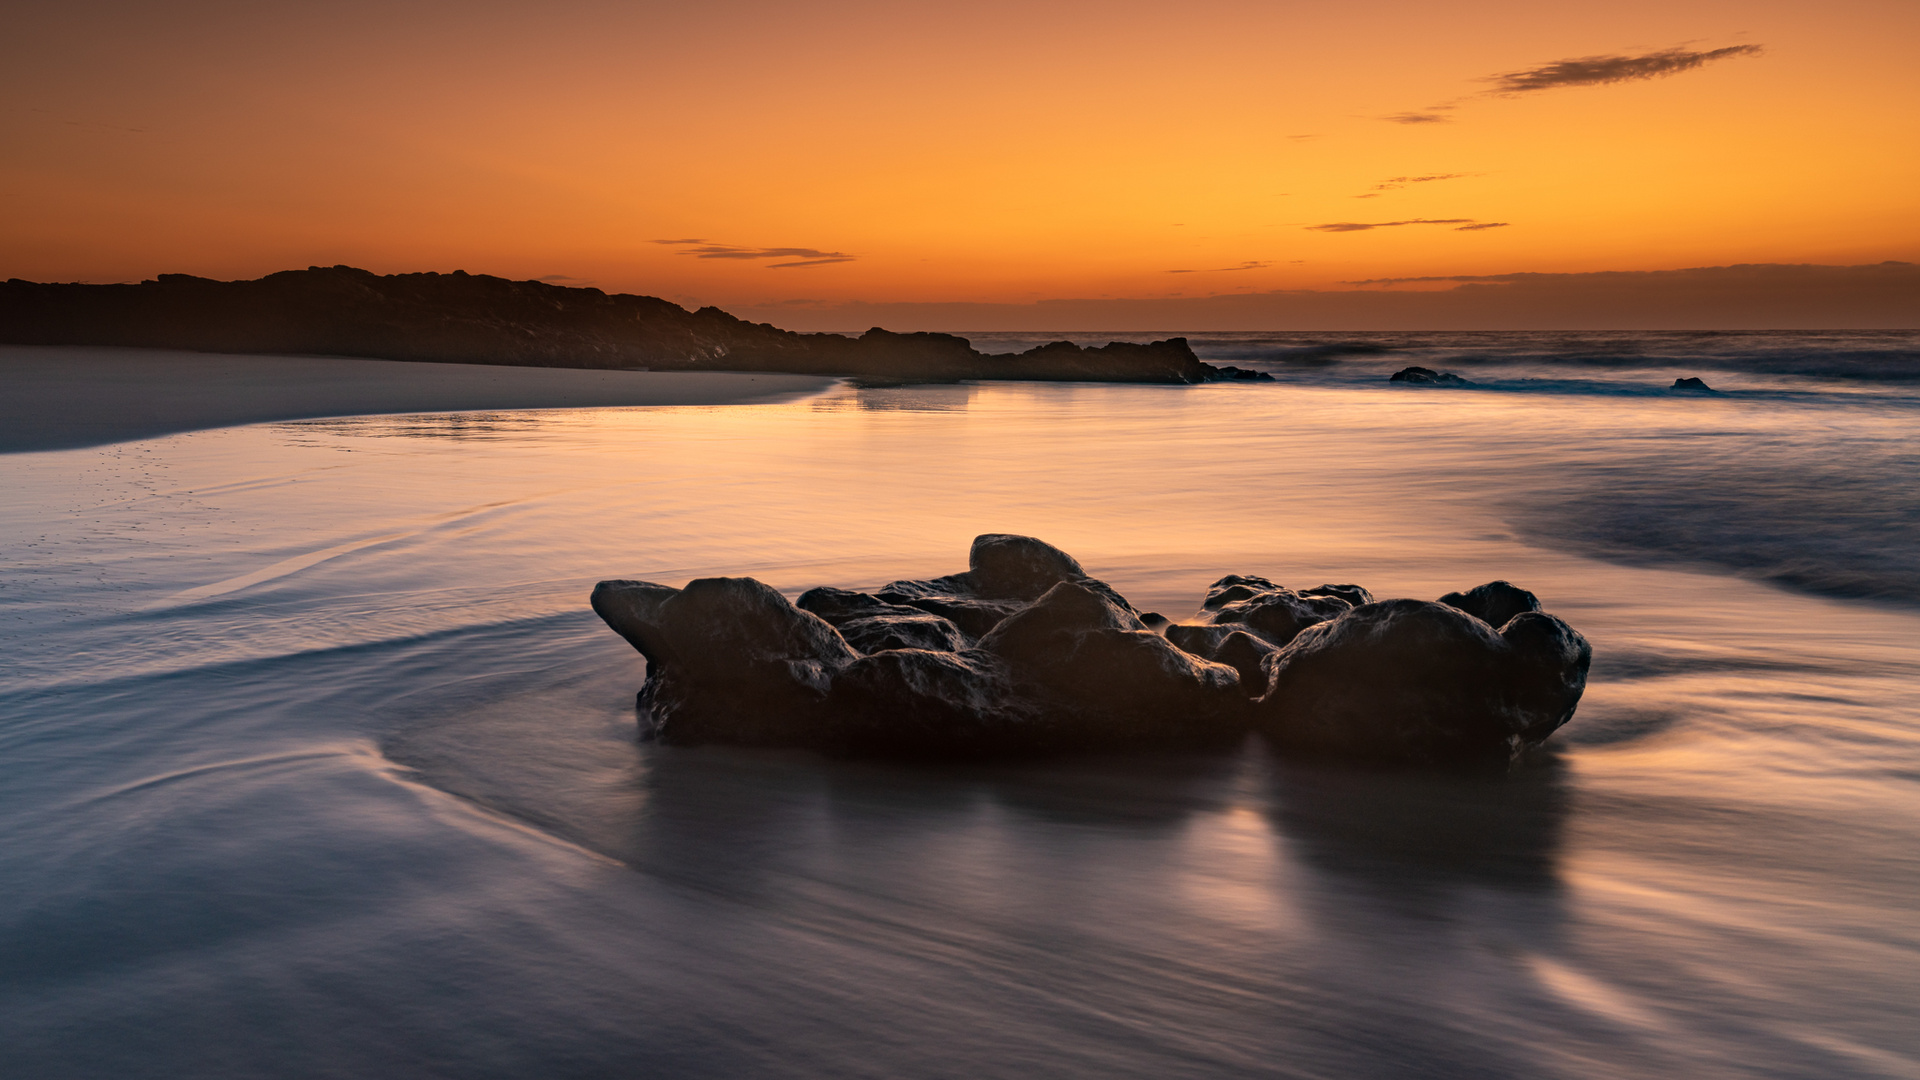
[3,0,1916,313]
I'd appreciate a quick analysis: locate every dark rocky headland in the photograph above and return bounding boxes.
[0,266,1245,384]
[593,534,1592,770]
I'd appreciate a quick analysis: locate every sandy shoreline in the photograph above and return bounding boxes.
[0,345,840,453]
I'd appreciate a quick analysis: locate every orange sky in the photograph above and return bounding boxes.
[4,0,1917,313]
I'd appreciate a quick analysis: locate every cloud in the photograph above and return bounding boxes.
[1382,44,1761,124]
[1363,173,1473,196]
[654,240,855,267]
[1166,261,1272,274]
[1307,219,1478,232]
[1486,45,1762,94]
[1453,222,1509,231]
[1379,174,1468,187]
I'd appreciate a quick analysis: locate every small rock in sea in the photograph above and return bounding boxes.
[1389,366,1475,387]
[1212,365,1277,382]
[592,533,1590,768]
[1672,376,1717,392]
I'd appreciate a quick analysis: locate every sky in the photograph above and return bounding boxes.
[3,0,1917,327]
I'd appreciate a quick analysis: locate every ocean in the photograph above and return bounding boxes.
[2,330,1917,1078]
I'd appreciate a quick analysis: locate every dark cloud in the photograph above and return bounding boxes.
[1307,219,1477,232]
[1453,222,1509,231]
[1486,45,1762,94]
[1383,44,1761,124]
[654,240,855,267]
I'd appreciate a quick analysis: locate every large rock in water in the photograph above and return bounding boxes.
[591,535,1592,766]
[1256,598,1591,768]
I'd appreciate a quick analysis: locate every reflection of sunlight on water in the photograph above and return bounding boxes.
[282,411,565,441]
[1527,954,1671,1034]
[1176,805,1302,935]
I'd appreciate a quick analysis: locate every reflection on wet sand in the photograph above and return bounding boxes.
[386,647,1574,928]
[281,412,561,441]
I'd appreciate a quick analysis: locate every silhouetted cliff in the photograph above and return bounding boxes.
[0,266,1226,383]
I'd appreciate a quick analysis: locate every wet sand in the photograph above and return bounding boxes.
[0,345,839,453]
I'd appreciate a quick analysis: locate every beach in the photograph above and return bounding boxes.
[0,345,838,454]
[3,331,1917,1078]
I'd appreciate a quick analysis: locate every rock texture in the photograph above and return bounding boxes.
[1,266,1233,384]
[1671,376,1717,392]
[1257,600,1590,768]
[593,534,1591,767]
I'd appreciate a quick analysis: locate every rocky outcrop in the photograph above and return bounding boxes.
[1390,366,1475,386]
[592,534,1591,767]
[1671,376,1717,392]
[0,267,1232,384]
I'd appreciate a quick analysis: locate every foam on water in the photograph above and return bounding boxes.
[3,340,1918,1078]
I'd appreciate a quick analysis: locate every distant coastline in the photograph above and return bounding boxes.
[0,266,1239,385]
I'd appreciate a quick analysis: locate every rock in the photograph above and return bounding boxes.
[1672,376,1717,392]
[828,648,1038,756]
[1212,365,1276,382]
[1437,580,1541,629]
[839,612,974,654]
[1301,583,1374,607]
[875,533,1099,636]
[794,585,916,624]
[1164,624,1281,696]
[591,535,1591,767]
[594,576,858,745]
[982,581,1243,744]
[797,586,974,653]
[589,579,681,659]
[1258,599,1591,767]
[870,587,1023,639]
[1190,575,1354,647]
[1499,612,1593,746]
[965,533,1089,599]
[1390,366,1475,387]
[978,578,1146,658]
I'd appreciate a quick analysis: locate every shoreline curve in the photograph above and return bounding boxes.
[0,345,840,454]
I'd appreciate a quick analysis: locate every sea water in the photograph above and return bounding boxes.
[2,331,1917,1078]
